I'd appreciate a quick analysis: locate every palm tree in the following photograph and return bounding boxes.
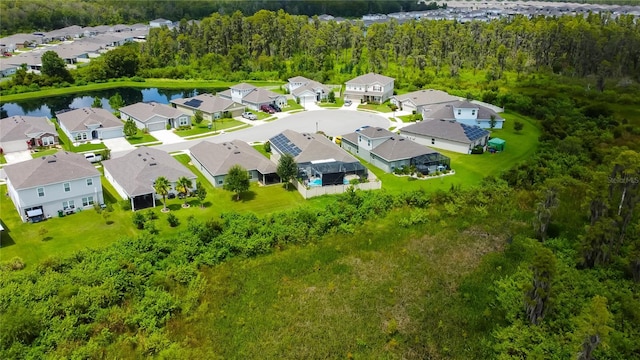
[176,176,193,207]
[154,176,171,212]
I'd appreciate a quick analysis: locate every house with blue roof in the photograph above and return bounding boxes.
[400,119,491,154]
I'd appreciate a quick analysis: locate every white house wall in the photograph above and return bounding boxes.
[401,133,471,154]
[104,167,129,199]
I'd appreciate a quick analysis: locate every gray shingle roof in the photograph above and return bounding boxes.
[371,136,438,162]
[401,119,490,143]
[102,146,196,197]
[291,80,330,97]
[270,130,359,164]
[170,93,242,114]
[392,89,461,107]
[346,72,394,86]
[231,82,258,90]
[120,102,188,123]
[357,127,396,139]
[423,100,504,122]
[56,107,123,132]
[288,76,311,83]
[0,115,55,142]
[189,140,276,177]
[3,151,99,190]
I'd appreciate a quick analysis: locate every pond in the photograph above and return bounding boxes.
[0,87,228,118]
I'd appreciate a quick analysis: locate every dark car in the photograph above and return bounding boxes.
[271,103,282,112]
[261,104,275,114]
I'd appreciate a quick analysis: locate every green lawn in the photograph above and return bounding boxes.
[252,144,271,158]
[365,111,541,194]
[358,102,393,113]
[286,99,304,111]
[31,148,59,158]
[175,119,244,137]
[254,111,273,120]
[318,98,344,108]
[0,153,6,164]
[0,79,285,102]
[54,121,106,152]
[126,133,159,145]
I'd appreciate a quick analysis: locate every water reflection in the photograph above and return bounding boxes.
[1,87,225,118]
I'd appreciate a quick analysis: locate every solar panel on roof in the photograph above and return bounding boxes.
[184,99,203,108]
[270,134,301,156]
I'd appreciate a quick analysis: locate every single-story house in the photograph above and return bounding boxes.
[269,130,368,187]
[120,101,191,131]
[343,73,395,104]
[218,83,287,111]
[400,119,491,154]
[103,146,197,211]
[390,89,461,114]
[341,127,450,174]
[0,115,58,153]
[170,93,245,121]
[3,151,103,222]
[189,140,279,188]
[56,107,124,143]
[422,100,505,129]
[286,76,331,104]
[150,18,173,28]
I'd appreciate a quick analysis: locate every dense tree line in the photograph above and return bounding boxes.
[0,0,443,36]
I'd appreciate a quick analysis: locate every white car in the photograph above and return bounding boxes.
[242,112,257,120]
[84,152,102,163]
[344,100,353,106]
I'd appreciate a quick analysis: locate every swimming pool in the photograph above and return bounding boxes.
[308,178,350,187]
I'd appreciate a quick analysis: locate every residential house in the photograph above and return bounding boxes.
[171,93,244,121]
[269,130,368,187]
[189,140,279,188]
[341,127,450,174]
[0,62,18,77]
[390,89,461,114]
[120,102,191,131]
[103,146,197,211]
[286,76,331,104]
[218,83,287,111]
[3,151,103,222]
[400,119,491,154]
[343,73,395,103]
[422,100,505,129]
[149,18,174,28]
[56,107,124,143]
[0,116,58,153]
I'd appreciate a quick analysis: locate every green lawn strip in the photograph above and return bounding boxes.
[225,124,251,132]
[30,148,59,158]
[54,121,106,152]
[73,142,106,152]
[358,103,393,113]
[318,98,344,108]
[252,144,271,158]
[398,114,422,123]
[0,79,285,102]
[254,111,272,120]
[134,142,162,147]
[175,119,244,137]
[126,133,158,145]
[285,99,304,111]
[0,153,6,164]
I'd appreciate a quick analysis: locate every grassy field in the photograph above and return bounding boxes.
[286,99,304,111]
[31,148,58,158]
[164,206,525,359]
[318,98,344,108]
[398,114,421,123]
[175,119,245,137]
[0,79,285,102]
[126,133,159,145]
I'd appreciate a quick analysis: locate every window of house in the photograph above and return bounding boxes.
[63,182,70,192]
[87,178,93,186]
[179,117,189,126]
[42,136,53,146]
[76,133,83,141]
[63,200,75,209]
[367,140,371,146]
[457,109,461,115]
[431,138,435,145]
[82,196,94,207]
[358,136,362,142]
[471,110,476,115]
[37,187,45,197]
[218,180,223,185]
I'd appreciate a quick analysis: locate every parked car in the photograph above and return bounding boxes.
[355,125,370,132]
[84,152,102,163]
[260,105,275,114]
[242,112,257,120]
[344,99,353,106]
[271,103,282,112]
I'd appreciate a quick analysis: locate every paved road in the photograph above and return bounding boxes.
[112,109,391,158]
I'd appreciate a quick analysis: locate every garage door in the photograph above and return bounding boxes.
[100,128,124,139]
[402,102,416,112]
[299,94,315,105]
[1,140,28,153]
[147,122,166,132]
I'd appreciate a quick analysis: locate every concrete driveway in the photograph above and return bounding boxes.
[102,137,135,152]
[142,109,391,157]
[3,150,32,164]
[152,130,185,145]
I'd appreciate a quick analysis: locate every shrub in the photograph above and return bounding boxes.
[132,212,145,229]
[471,145,484,154]
[166,123,172,130]
[167,213,180,227]
[120,200,132,211]
[146,210,158,220]
[263,141,271,153]
[130,76,145,82]
[0,256,25,271]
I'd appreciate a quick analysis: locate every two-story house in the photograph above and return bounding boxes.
[120,101,191,131]
[389,89,461,114]
[217,83,287,111]
[3,151,103,222]
[422,100,505,129]
[341,127,450,174]
[0,115,58,153]
[343,73,395,104]
[400,119,491,154]
[56,107,124,143]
